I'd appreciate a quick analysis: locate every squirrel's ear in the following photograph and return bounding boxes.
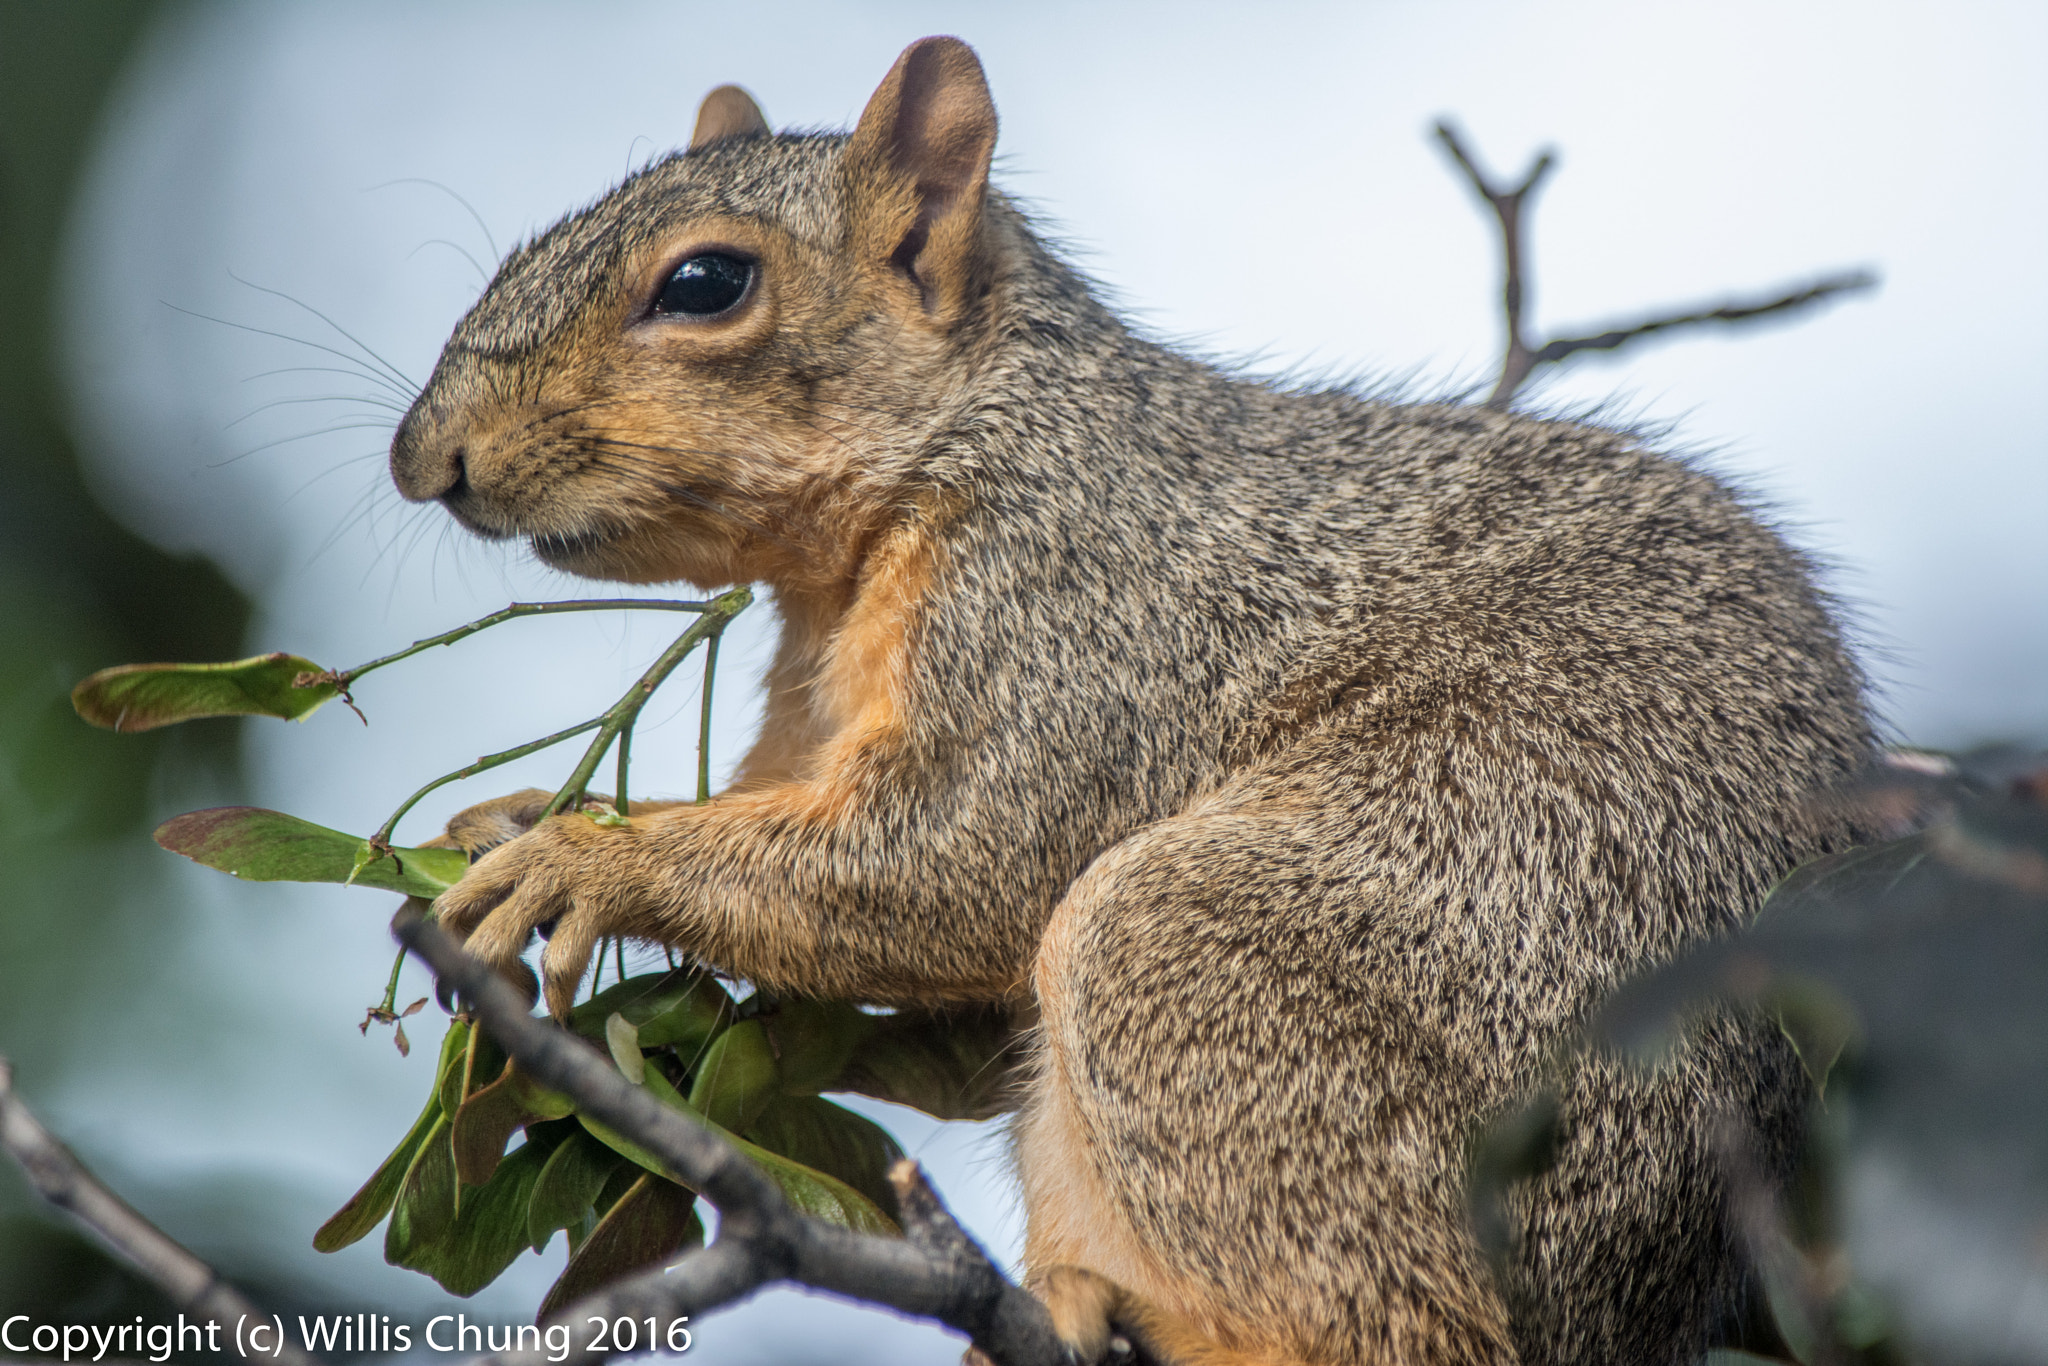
[691,85,769,148]
[846,36,997,317]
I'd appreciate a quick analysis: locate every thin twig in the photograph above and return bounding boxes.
[540,586,751,819]
[368,716,605,848]
[1527,271,1877,372]
[0,1059,324,1366]
[391,907,1067,1366]
[360,587,750,852]
[1433,118,1876,408]
[335,598,718,690]
[697,630,722,805]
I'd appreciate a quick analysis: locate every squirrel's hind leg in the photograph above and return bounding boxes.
[1016,806,1522,1366]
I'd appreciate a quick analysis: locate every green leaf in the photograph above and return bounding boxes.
[71,653,338,732]
[440,1022,507,1117]
[575,1111,672,1182]
[317,1017,470,1253]
[604,1012,644,1081]
[725,1128,896,1235]
[744,1095,904,1222]
[407,1136,559,1297]
[572,1058,691,1180]
[527,1127,625,1254]
[591,1159,643,1218]
[832,1003,1021,1121]
[643,1066,893,1235]
[154,807,468,899]
[581,1062,896,1235]
[536,1173,703,1323]
[429,1018,473,1110]
[314,1065,451,1252]
[384,1114,458,1268]
[687,1018,781,1133]
[568,968,732,1051]
[452,1063,573,1187]
[759,997,876,1096]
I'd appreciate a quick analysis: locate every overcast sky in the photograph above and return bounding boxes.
[50,2,2047,1359]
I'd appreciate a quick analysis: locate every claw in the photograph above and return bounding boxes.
[539,906,604,1020]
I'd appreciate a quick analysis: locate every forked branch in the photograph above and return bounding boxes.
[1433,119,1876,408]
[392,905,1068,1366]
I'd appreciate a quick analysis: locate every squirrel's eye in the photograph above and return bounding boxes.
[655,253,753,316]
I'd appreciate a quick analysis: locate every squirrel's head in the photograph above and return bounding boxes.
[389,37,1002,594]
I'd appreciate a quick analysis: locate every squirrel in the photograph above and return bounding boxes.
[389,37,1874,1366]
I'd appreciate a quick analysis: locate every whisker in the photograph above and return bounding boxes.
[209,420,398,466]
[288,448,389,499]
[380,503,448,592]
[226,270,421,394]
[225,393,408,429]
[407,237,491,287]
[161,301,419,407]
[366,177,502,263]
[304,471,396,563]
[242,363,421,401]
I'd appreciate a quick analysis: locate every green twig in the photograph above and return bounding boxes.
[372,944,408,1019]
[615,723,632,820]
[541,587,752,819]
[698,630,723,805]
[370,715,604,849]
[334,598,717,691]
[350,592,751,1030]
[354,588,749,876]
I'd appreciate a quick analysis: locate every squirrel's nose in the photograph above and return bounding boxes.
[389,409,466,502]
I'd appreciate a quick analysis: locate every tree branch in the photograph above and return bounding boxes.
[1526,271,1877,373]
[0,1058,323,1366]
[1433,120,1555,409]
[1433,118,1877,409]
[391,905,1068,1366]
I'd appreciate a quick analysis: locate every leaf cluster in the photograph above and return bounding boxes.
[315,965,1017,1311]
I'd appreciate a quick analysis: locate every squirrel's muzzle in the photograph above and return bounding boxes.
[389,407,465,503]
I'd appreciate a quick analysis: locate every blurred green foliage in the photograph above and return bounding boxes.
[0,0,250,1070]
[0,0,253,1324]
[1571,751,2048,1365]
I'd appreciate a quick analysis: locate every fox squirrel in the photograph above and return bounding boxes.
[391,37,1874,1366]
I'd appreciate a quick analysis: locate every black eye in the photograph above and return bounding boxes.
[654,253,753,316]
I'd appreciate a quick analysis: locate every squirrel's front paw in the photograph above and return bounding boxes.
[432,812,653,1018]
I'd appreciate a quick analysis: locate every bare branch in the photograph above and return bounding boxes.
[1527,271,1878,371]
[0,1058,324,1366]
[1434,118,1877,409]
[1434,120,1557,409]
[391,905,1069,1366]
